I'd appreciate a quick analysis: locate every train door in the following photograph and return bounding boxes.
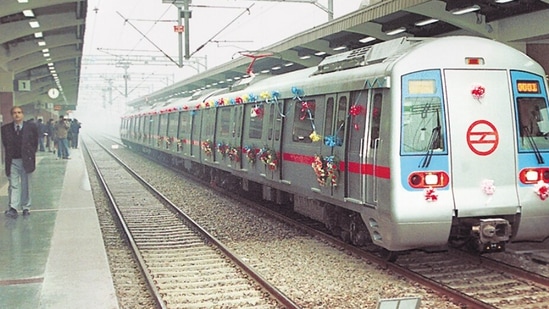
[264,101,284,181]
[318,93,349,198]
[201,108,216,163]
[156,114,166,148]
[228,105,244,169]
[148,115,158,147]
[346,90,369,204]
[178,111,190,155]
[215,107,232,164]
[444,70,518,215]
[190,110,202,158]
[365,91,384,206]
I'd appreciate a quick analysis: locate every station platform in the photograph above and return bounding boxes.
[0,147,119,309]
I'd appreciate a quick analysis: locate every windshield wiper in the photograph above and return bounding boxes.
[419,109,441,168]
[419,126,440,168]
[523,126,545,164]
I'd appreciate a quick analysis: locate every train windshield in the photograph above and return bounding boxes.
[517,97,549,151]
[402,97,445,154]
[401,70,446,155]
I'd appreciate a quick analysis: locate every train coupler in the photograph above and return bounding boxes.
[471,218,511,253]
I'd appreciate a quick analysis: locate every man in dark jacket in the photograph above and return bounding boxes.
[1,106,38,217]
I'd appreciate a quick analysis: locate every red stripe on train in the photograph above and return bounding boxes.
[282,152,390,179]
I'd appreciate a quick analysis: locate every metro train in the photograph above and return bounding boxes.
[120,36,549,257]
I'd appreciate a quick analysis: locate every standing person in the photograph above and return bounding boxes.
[46,118,55,153]
[70,118,81,148]
[1,106,39,217]
[54,115,70,159]
[36,118,46,152]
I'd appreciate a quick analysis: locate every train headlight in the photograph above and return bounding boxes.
[519,168,549,184]
[408,171,449,189]
[424,174,439,185]
[525,170,539,181]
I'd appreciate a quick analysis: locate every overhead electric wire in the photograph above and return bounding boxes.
[116,11,180,67]
[190,3,255,58]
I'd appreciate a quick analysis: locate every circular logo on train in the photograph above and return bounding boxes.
[466,120,499,156]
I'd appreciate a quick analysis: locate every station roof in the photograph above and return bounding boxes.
[0,0,87,111]
[129,0,549,108]
[2,0,548,112]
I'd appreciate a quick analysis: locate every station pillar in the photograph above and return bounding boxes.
[0,69,14,123]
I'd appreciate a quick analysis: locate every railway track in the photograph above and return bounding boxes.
[83,136,298,309]
[97,133,549,308]
[395,249,549,308]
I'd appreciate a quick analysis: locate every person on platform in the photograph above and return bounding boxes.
[1,106,39,218]
[69,118,81,149]
[46,118,55,153]
[37,118,46,152]
[54,115,70,159]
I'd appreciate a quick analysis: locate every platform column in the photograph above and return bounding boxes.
[0,69,14,170]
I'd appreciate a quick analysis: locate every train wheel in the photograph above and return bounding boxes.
[349,214,369,247]
[380,249,399,262]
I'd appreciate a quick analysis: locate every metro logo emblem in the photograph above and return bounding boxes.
[466,120,499,156]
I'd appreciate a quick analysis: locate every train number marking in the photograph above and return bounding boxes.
[466,120,499,156]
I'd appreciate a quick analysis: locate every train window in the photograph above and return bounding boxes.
[401,96,445,154]
[218,108,231,138]
[324,98,334,139]
[168,112,178,137]
[248,105,264,139]
[336,96,348,147]
[159,114,167,135]
[370,93,382,148]
[203,109,215,136]
[517,97,549,150]
[268,105,275,141]
[179,112,190,134]
[293,100,316,143]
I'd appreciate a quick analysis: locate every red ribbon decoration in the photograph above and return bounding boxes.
[472,86,485,99]
[349,105,363,116]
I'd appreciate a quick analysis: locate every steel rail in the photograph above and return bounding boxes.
[86,135,301,309]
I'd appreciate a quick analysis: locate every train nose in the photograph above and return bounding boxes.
[472,218,512,252]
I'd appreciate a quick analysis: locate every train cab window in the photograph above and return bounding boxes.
[517,97,549,150]
[293,100,316,143]
[248,105,264,139]
[401,96,445,154]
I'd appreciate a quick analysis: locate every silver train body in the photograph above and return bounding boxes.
[121,36,549,253]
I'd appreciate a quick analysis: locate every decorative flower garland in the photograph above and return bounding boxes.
[534,180,549,201]
[228,146,240,162]
[217,142,229,157]
[424,187,438,202]
[325,155,339,186]
[258,147,278,171]
[311,154,326,186]
[202,139,213,156]
[311,154,339,186]
[244,146,257,164]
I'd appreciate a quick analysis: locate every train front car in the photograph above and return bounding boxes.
[385,36,549,253]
